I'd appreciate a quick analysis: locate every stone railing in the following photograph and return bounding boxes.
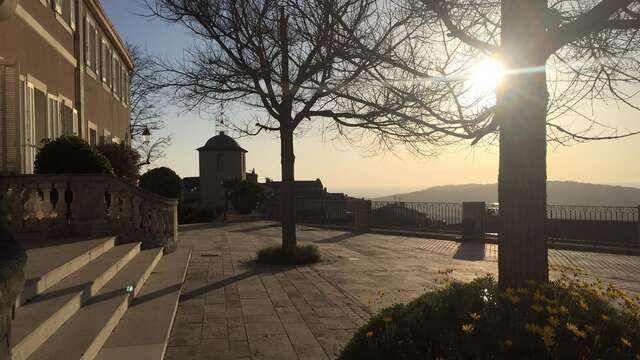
[0,174,178,252]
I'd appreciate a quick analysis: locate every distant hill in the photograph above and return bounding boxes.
[375,181,640,206]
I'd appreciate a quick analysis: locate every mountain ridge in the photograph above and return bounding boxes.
[374,181,640,207]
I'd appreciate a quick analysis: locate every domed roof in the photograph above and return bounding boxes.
[197,131,247,152]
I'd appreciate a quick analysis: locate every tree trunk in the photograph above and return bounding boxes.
[280,127,297,250]
[496,0,549,289]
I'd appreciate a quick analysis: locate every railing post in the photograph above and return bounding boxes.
[354,199,371,232]
[637,206,640,249]
[462,202,486,242]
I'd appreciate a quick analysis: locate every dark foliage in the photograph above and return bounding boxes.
[34,136,113,175]
[139,167,183,200]
[340,274,640,360]
[179,204,221,225]
[96,143,141,183]
[256,244,320,265]
[223,179,264,214]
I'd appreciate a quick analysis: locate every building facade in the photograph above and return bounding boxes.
[196,131,247,208]
[0,0,132,174]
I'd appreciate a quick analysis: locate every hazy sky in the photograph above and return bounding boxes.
[104,2,640,198]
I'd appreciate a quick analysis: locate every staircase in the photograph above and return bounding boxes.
[11,237,191,360]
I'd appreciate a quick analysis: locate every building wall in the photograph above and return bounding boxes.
[0,0,132,173]
[0,1,77,107]
[81,2,130,144]
[199,151,246,208]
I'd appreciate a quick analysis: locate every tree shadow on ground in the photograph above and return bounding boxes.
[314,232,361,244]
[178,222,227,233]
[453,242,486,261]
[229,223,281,233]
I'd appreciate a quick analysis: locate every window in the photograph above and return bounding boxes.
[88,122,97,146]
[84,18,91,67]
[106,48,112,88]
[101,40,108,83]
[47,95,60,141]
[111,54,117,91]
[85,17,98,73]
[61,102,74,136]
[54,0,62,15]
[102,130,111,145]
[21,81,36,174]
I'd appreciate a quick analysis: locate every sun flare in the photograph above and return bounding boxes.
[469,59,505,94]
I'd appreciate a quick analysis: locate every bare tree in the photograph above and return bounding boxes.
[338,0,640,288]
[145,0,413,250]
[128,44,172,166]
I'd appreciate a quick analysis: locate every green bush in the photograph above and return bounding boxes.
[139,167,183,200]
[96,143,141,183]
[223,179,264,214]
[34,136,113,174]
[340,273,640,360]
[256,244,320,265]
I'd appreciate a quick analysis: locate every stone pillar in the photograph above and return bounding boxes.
[637,206,640,249]
[353,199,371,232]
[462,202,486,242]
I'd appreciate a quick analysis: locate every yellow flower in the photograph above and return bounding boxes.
[366,331,374,337]
[383,316,392,323]
[547,316,560,327]
[470,313,481,321]
[558,306,569,315]
[461,324,474,334]
[578,300,589,311]
[600,314,610,321]
[621,337,632,348]
[531,304,544,312]
[566,323,587,339]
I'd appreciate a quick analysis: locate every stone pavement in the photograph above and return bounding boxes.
[165,221,640,360]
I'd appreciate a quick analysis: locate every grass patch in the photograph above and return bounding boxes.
[256,244,320,265]
[340,272,640,360]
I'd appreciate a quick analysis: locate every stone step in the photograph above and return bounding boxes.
[11,243,141,360]
[27,248,164,360]
[19,237,117,306]
[96,249,192,360]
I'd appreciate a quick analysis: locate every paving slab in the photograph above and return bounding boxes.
[166,221,640,359]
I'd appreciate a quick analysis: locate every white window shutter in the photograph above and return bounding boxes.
[72,109,78,135]
[84,18,90,66]
[70,0,75,30]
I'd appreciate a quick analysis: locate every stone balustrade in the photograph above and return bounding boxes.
[0,174,178,253]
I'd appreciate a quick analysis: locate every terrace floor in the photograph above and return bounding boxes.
[165,221,640,360]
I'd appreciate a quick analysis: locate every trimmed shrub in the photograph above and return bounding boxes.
[96,143,141,183]
[139,167,183,200]
[34,136,113,174]
[339,273,640,360]
[256,244,320,265]
[223,179,264,214]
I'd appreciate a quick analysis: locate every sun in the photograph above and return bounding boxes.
[468,59,505,94]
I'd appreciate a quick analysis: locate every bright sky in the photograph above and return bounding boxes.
[104,2,640,198]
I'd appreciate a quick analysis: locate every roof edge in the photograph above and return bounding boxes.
[85,0,134,70]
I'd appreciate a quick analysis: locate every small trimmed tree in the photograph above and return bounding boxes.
[96,143,141,183]
[35,136,113,174]
[139,167,184,200]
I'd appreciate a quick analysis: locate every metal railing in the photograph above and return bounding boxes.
[371,201,463,230]
[546,205,639,222]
